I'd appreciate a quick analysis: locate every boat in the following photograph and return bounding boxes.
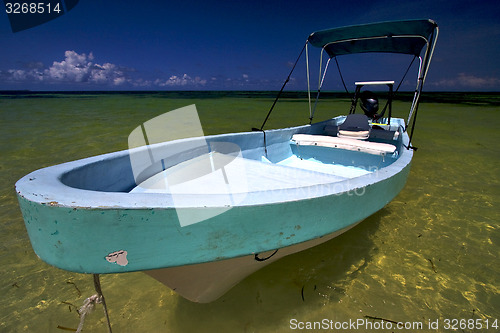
[16,19,438,303]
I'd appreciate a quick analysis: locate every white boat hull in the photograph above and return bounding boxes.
[145,223,359,302]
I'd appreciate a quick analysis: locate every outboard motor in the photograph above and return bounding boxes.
[360,91,379,119]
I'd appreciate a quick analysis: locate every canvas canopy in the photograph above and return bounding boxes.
[308,19,437,57]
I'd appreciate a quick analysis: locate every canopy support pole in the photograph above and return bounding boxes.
[306,43,312,120]
[309,56,331,124]
[405,26,439,150]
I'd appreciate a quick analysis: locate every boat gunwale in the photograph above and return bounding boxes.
[15,118,412,209]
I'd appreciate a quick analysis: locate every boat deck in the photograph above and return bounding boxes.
[131,150,374,196]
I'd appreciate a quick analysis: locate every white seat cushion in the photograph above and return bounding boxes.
[338,129,370,139]
[291,134,396,156]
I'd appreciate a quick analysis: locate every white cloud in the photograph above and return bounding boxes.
[113,77,127,86]
[432,73,500,89]
[131,78,152,87]
[154,74,207,87]
[2,50,129,86]
[1,51,214,89]
[8,69,28,80]
[46,51,128,85]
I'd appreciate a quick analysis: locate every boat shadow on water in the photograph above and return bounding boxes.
[170,207,389,331]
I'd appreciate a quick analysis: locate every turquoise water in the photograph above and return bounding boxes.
[1,92,499,332]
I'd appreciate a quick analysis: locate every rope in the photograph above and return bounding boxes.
[75,274,112,333]
[256,41,307,131]
[334,57,349,94]
[395,55,416,93]
[254,249,278,261]
[94,274,112,333]
[76,294,102,333]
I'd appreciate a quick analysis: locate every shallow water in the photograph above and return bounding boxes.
[1,92,499,332]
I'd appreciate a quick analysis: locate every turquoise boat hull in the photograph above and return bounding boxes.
[15,17,439,303]
[16,116,412,301]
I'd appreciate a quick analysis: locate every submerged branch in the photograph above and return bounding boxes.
[427,258,438,273]
[364,315,400,325]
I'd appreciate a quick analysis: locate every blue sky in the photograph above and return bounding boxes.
[0,0,499,91]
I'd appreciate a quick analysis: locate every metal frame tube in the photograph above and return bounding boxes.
[309,57,331,123]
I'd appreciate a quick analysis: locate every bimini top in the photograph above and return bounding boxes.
[308,19,438,57]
